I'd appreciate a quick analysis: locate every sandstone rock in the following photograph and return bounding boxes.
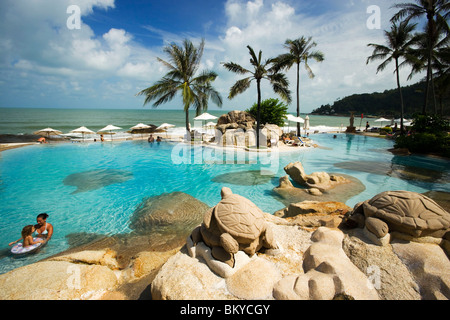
[132,249,181,278]
[217,110,255,130]
[391,239,450,300]
[274,201,350,229]
[226,258,281,299]
[189,187,277,267]
[344,191,450,250]
[0,260,118,300]
[129,192,210,233]
[279,201,351,218]
[273,227,379,300]
[151,250,234,300]
[51,249,120,270]
[273,173,365,206]
[342,228,421,300]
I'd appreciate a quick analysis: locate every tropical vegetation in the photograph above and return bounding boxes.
[273,37,324,136]
[395,113,450,157]
[391,0,450,114]
[246,98,288,128]
[137,39,222,133]
[311,80,450,117]
[222,46,292,148]
[367,20,419,134]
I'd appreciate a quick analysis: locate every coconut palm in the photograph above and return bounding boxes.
[273,37,324,136]
[406,22,450,114]
[367,21,419,134]
[137,39,222,134]
[222,45,291,148]
[391,0,450,114]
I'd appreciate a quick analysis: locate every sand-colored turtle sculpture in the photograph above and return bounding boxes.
[344,191,450,244]
[191,187,277,267]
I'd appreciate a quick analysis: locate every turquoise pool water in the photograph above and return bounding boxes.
[1,134,449,274]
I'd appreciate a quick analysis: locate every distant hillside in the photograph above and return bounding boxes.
[312,81,450,117]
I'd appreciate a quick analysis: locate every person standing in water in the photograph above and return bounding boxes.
[34,213,53,243]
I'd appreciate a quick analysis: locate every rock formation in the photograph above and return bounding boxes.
[343,191,450,250]
[273,162,366,205]
[189,187,277,267]
[1,191,449,300]
[129,192,210,234]
[216,110,255,133]
[273,227,380,300]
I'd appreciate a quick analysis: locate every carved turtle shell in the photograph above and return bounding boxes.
[213,187,266,241]
[360,191,450,237]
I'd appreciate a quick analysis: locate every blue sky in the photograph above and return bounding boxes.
[0,0,426,112]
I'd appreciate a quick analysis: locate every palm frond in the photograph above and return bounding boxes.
[228,77,252,99]
[222,62,251,75]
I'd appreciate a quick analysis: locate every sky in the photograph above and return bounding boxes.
[0,0,426,113]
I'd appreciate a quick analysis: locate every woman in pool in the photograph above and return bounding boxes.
[34,213,53,242]
[8,225,44,248]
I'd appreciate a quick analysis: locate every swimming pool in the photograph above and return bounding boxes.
[0,134,449,274]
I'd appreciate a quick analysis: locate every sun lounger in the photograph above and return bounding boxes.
[283,137,294,145]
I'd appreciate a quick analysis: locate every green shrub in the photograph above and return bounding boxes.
[246,98,288,127]
[395,132,450,157]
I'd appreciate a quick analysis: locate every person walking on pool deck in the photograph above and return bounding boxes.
[8,225,44,248]
[34,213,53,243]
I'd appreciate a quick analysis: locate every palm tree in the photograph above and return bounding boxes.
[391,0,450,114]
[222,46,291,148]
[273,37,324,136]
[137,39,222,134]
[367,21,419,134]
[407,22,450,114]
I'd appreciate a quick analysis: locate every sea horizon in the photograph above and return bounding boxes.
[0,107,358,136]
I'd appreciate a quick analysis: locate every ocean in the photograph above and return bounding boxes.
[0,107,361,135]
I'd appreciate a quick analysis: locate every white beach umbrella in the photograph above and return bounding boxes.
[374,117,390,127]
[194,112,218,121]
[194,113,218,132]
[71,126,95,141]
[287,114,305,124]
[98,124,122,141]
[156,123,175,137]
[287,114,305,136]
[130,123,151,139]
[130,123,151,130]
[34,127,63,138]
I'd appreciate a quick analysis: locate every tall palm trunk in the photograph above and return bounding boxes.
[395,58,405,135]
[256,79,262,148]
[185,108,190,138]
[424,11,437,114]
[296,62,301,136]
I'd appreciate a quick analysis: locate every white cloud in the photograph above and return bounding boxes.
[208,0,425,112]
[0,0,426,110]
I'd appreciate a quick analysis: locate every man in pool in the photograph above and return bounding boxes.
[34,213,53,243]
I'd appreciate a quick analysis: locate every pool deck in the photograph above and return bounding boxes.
[0,142,38,152]
[0,131,387,153]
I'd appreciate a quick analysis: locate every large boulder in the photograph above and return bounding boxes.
[216,110,255,134]
[284,162,350,192]
[189,187,277,267]
[343,191,450,249]
[129,192,210,233]
[273,227,380,300]
[273,173,366,206]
